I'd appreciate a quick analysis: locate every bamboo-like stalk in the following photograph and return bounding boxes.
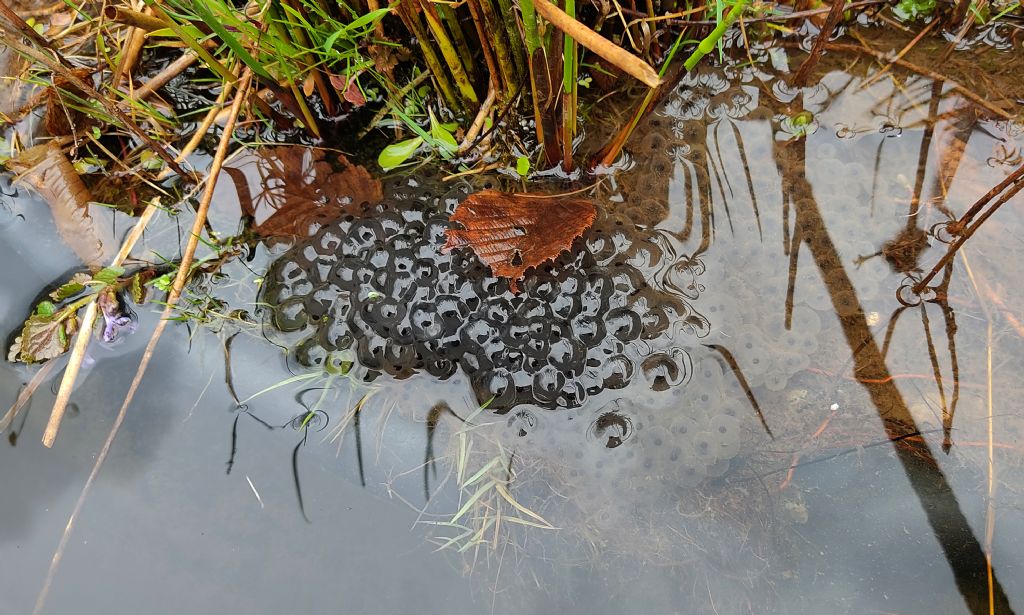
[532,0,661,87]
[396,0,461,108]
[38,77,237,446]
[41,205,157,447]
[129,49,198,101]
[418,0,479,105]
[111,25,146,87]
[466,0,504,94]
[493,0,527,82]
[474,0,518,98]
[437,3,477,82]
[520,0,548,147]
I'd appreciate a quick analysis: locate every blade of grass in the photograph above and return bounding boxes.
[451,479,497,523]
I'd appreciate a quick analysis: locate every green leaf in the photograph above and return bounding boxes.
[516,156,530,177]
[93,266,125,285]
[130,273,147,304]
[322,29,346,54]
[35,301,56,317]
[429,111,458,154]
[378,137,423,170]
[150,272,173,293]
[51,272,93,301]
[189,1,274,82]
[8,313,78,363]
[344,7,391,32]
[893,0,936,19]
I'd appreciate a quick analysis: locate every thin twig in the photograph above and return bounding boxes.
[858,17,938,89]
[913,164,1024,293]
[458,83,497,154]
[33,69,252,613]
[0,360,57,433]
[817,42,1013,119]
[33,78,236,445]
[129,50,198,102]
[792,0,848,86]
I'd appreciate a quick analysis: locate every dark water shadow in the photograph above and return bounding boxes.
[774,119,1014,614]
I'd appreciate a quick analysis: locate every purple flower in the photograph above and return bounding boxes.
[97,291,136,343]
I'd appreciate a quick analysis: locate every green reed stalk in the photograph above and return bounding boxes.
[396,1,461,109]
[436,3,477,81]
[520,0,540,53]
[493,0,526,82]
[418,0,479,105]
[279,0,337,113]
[560,0,577,170]
[684,0,748,70]
[519,0,546,144]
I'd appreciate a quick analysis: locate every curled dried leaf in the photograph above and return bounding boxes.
[442,190,597,293]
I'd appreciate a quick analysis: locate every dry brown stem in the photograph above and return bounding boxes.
[102,5,174,32]
[532,0,661,88]
[129,49,198,101]
[821,42,1012,119]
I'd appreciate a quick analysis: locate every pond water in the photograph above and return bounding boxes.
[2,28,1024,615]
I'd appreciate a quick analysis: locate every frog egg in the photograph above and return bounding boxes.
[670,414,700,438]
[703,457,731,478]
[763,366,790,392]
[693,356,726,391]
[791,305,822,336]
[692,430,720,468]
[781,349,810,376]
[641,426,673,451]
[273,296,309,332]
[732,325,770,381]
[708,414,742,459]
[294,335,328,367]
[682,386,723,421]
[674,449,706,487]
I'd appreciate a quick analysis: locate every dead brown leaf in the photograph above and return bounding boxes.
[7,142,115,268]
[230,146,383,238]
[442,190,597,293]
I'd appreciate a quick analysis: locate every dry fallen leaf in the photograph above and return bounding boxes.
[229,146,383,238]
[442,189,597,293]
[7,142,116,268]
